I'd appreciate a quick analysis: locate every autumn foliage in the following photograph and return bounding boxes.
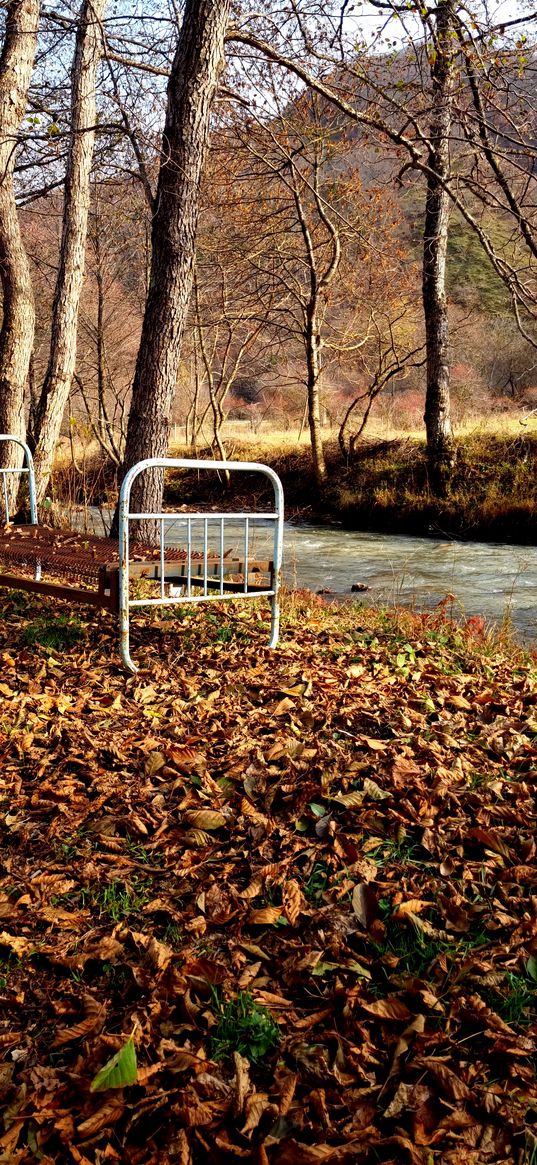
[0,592,536,1162]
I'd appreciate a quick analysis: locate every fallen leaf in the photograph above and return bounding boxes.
[362,997,413,1021]
[90,1037,137,1092]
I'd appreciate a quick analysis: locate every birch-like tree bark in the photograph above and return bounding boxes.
[113,0,231,543]
[292,149,338,488]
[32,0,106,504]
[0,0,39,506]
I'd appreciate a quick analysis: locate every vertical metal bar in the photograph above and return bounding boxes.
[25,450,37,525]
[187,517,192,598]
[0,436,37,525]
[160,518,165,599]
[203,517,208,598]
[243,517,249,594]
[3,473,9,523]
[118,468,136,673]
[219,518,224,596]
[25,445,40,579]
[269,468,284,649]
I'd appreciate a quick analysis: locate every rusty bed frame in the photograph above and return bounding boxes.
[0,436,284,672]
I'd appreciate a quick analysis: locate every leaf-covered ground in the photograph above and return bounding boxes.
[0,590,536,1164]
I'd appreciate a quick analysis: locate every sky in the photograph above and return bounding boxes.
[350,0,536,51]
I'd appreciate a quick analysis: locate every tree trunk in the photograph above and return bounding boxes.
[0,0,39,509]
[423,0,456,495]
[290,139,334,491]
[32,0,106,504]
[305,308,327,488]
[112,0,230,543]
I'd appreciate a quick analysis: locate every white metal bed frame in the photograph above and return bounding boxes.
[0,436,284,673]
[117,457,284,672]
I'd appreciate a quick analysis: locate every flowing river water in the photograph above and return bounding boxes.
[85,507,537,643]
[283,525,537,642]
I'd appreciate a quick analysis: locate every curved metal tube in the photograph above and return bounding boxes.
[0,435,37,525]
[118,457,284,673]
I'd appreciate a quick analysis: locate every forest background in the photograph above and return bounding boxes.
[1,0,537,538]
[3,7,537,1162]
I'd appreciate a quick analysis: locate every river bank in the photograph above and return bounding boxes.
[165,433,537,543]
[50,430,537,542]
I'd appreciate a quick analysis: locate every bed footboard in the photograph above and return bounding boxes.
[0,437,284,672]
[117,457,284,673]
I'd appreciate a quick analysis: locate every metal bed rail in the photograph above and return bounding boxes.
[0,435,37,525]
[0,435,40,581]
[118,457,284,673]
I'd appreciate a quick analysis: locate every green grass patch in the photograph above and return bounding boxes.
[479,969,537,1027]
[372,916,490,983]
[373,917,444,979]
[210,990,280,1063]
[303,861,331,905]
[23,613,84,651]
[53,878,151,923]
[85,879,150,922]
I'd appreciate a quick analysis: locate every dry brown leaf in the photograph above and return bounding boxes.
[174,1130,192,1165]
[293,1007,332,1030]
[447,694,473,711]
[383,1081,425,1121]
[213,1136,251,1158]
[39,907,88,928]
[56,934,125,971]
[238,879,263,900]
[0,1121,23,1153]
[241,1091,271,1135]
[335,790,364,808]
[233,1051,250,1117]
[421,1059,473,1102]
[238,941,271,961]
[362,997,413,1021]
[183,809,227,830]
[238,961,262,989]
[351,882,379,929]
[392,899,430,918]
[346,663,365,678]
[0,931,34,957]
[273,697,295,716]
[498,864,537,883]
[362,777,390,800]
[470,828,511,859]
[69,1145,95,1165]
[170,744,206,770]
[144,751,167,775]
[76,1099,124,1138]
[278,1071,298,1116]
[176,1091,221,1127]
[183,828,213,847]
[272,1141,341,1163]
[362,738,389,752]
[2,577,536,1165]
[248,906,284,926]
[132,932,174,971]
[136,1062,166,1085]
[53,996,105,1047]
[254,989,292,1007]
[282,878,302,925]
